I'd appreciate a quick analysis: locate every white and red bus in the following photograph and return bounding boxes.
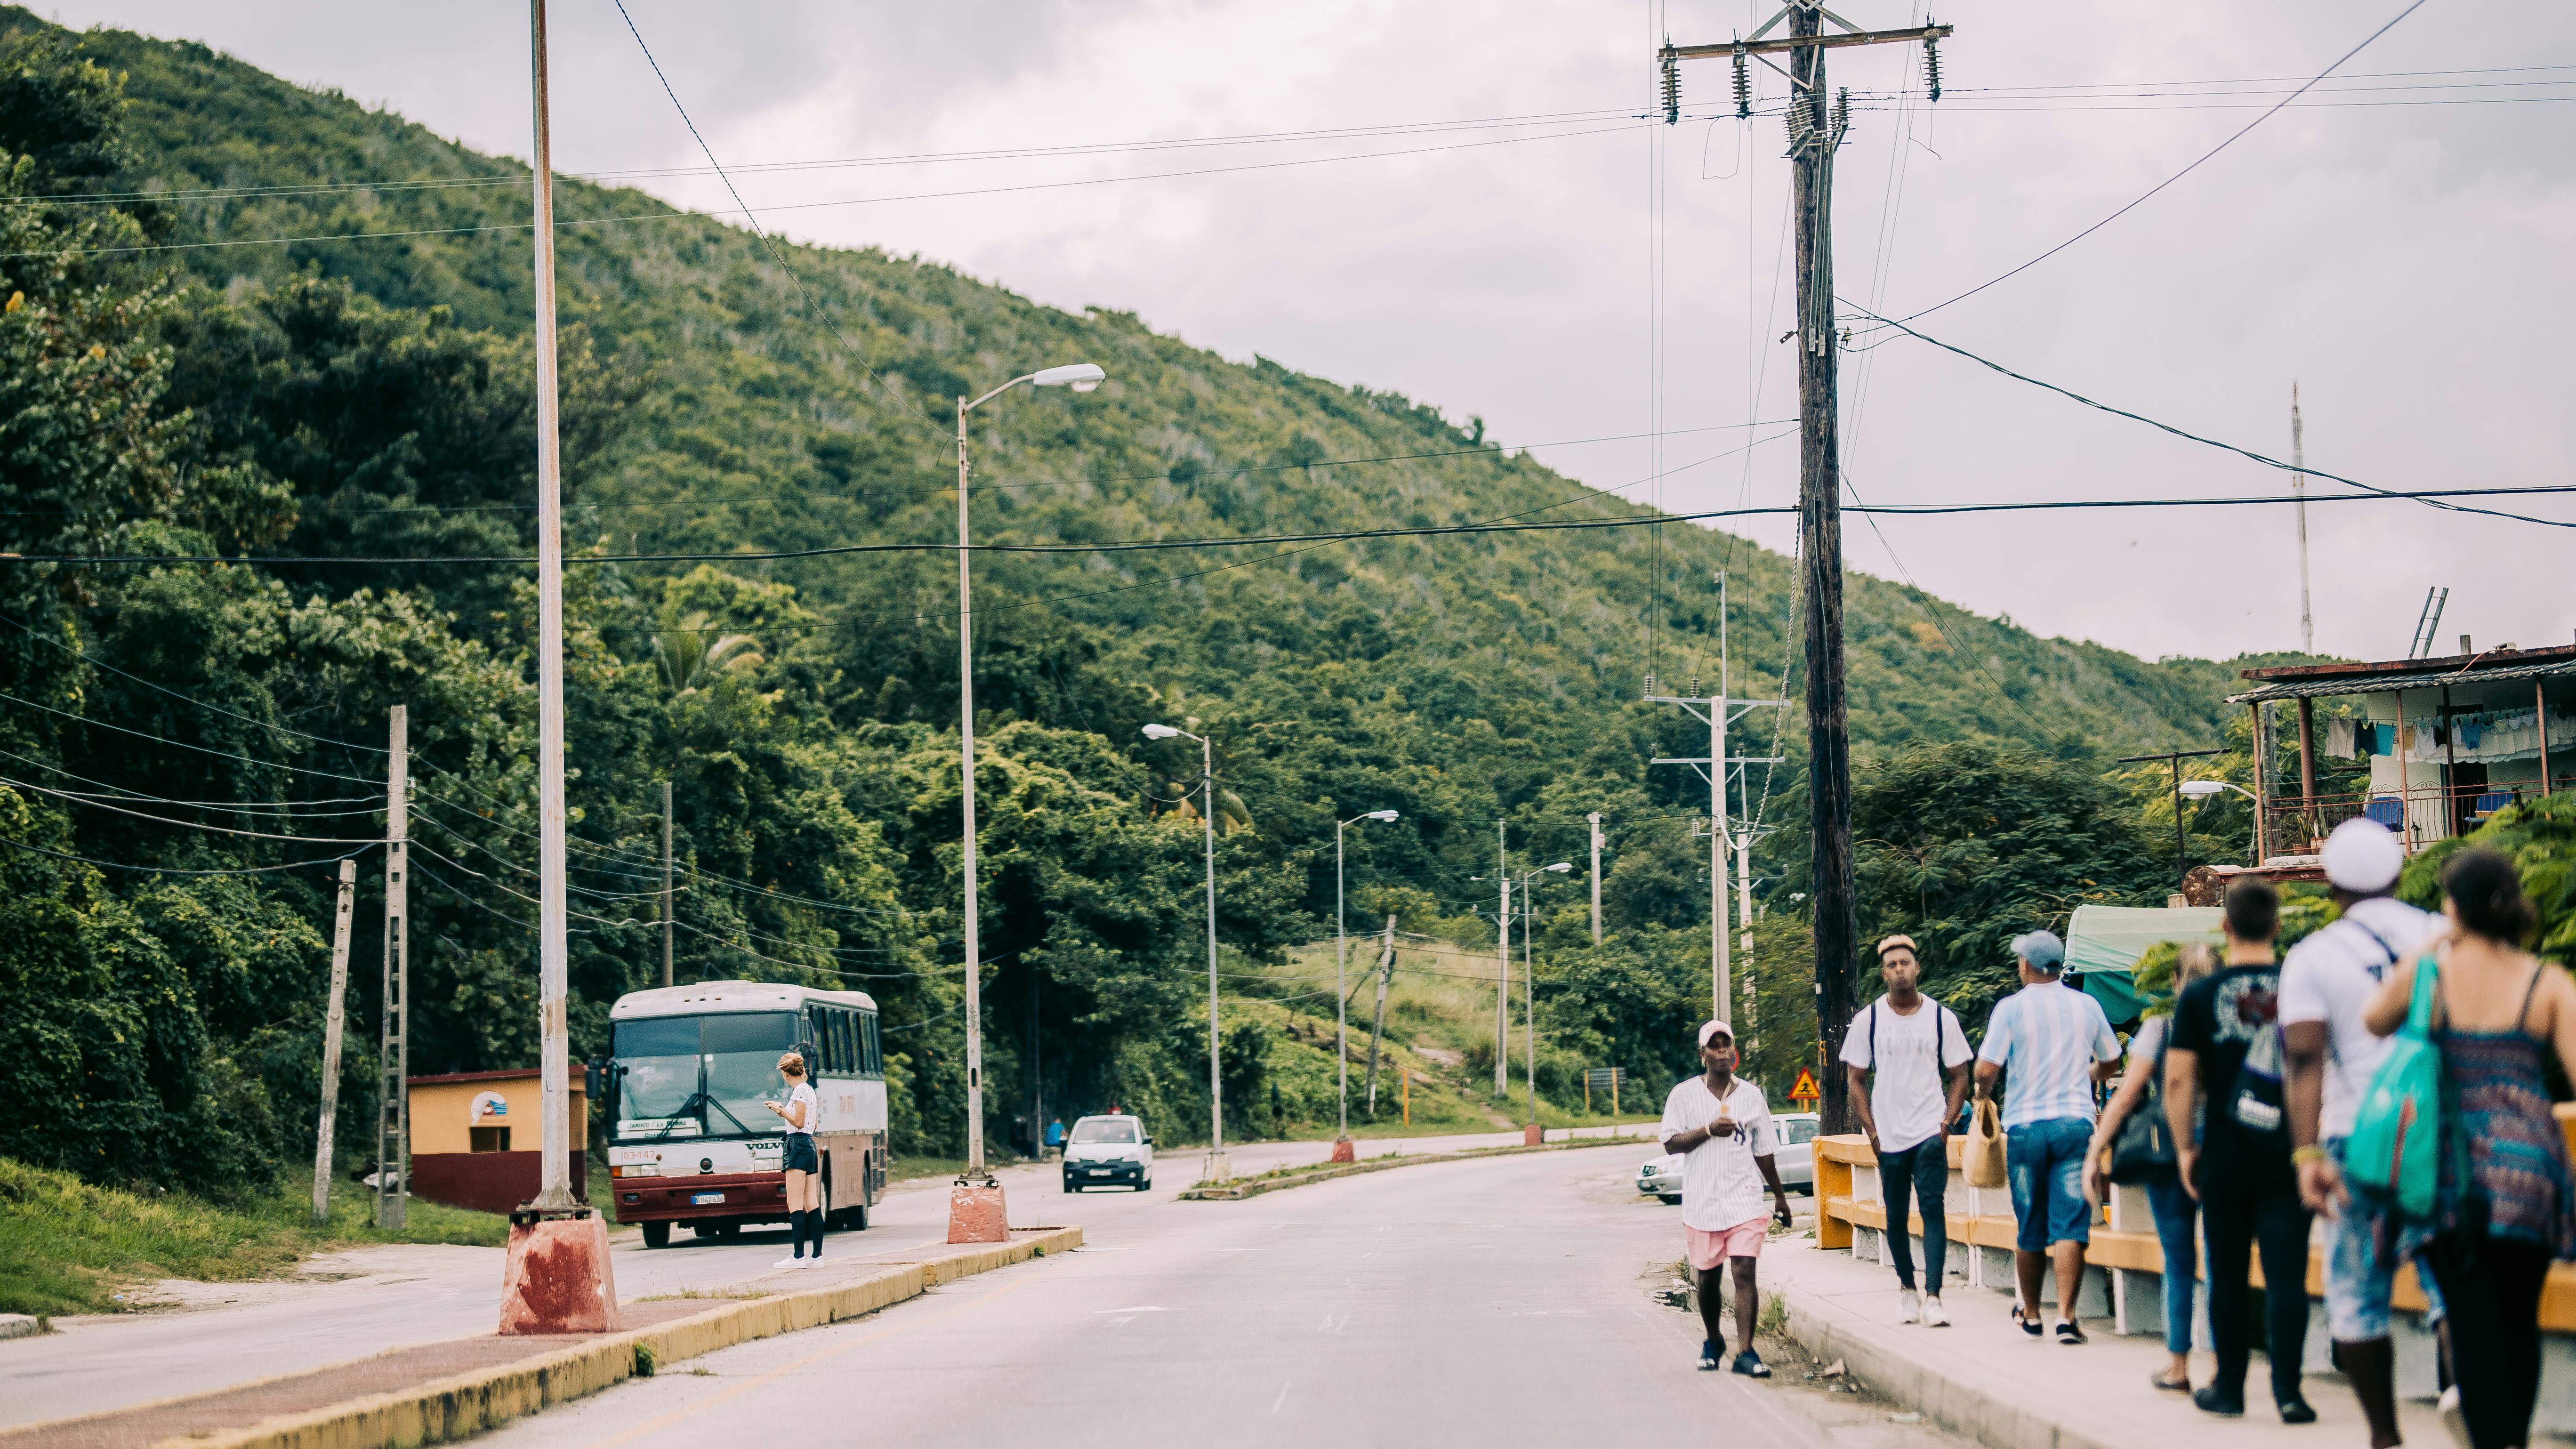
[602,981,888,1248]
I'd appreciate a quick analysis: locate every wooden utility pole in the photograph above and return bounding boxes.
[660,781,675,989]
[312,858,358,1224]
[1493,826,1508,1098]
[376,706,409,1230]
[1364,916,1397,1114]
[1660,4,1950,1136]
[1587,812,1603,947]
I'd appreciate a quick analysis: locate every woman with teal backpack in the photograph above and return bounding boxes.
[2363,849,2576,1449]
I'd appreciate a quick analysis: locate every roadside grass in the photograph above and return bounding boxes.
[0,1156,506,1319]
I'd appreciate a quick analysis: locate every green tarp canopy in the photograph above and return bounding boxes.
[2064,904,2224,1028]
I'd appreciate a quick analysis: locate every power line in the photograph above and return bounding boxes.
[1890,0,2432,322]
[0,611,390,758]
[0,773,386,843]
[0,832,372,875]
[0,690,385,784]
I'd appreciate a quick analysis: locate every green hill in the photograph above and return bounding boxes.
[0,11,2281,1187]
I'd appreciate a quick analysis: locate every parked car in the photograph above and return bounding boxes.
[1061,1114,1153,1192]
[1638,1111,1821,1203]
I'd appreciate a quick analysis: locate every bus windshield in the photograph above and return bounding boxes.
[611,1012,801,1140]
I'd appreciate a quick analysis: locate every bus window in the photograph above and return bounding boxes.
[861,1014,881,1074]
[612,1016,700,1134]
[824,1013,847,1075]
[701,1012,799,1135]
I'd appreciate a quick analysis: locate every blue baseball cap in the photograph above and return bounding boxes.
[2009,929,2066,972]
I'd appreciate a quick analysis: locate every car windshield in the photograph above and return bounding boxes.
[1070,1119,1138,1144]
[1778,1119,1819,1145]
[612,1012,801,1139]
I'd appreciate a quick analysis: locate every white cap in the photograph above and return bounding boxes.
[1698,1019,1735,1048]
[2321,817,2405,893]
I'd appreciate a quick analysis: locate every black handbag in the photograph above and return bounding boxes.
[2107,1046,2178,1184]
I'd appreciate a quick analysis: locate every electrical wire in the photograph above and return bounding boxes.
[0,611,389,757]
[0,773,386,842]
[1889,0,2432,322]
[0,832,372,875]
[0,690,385,784]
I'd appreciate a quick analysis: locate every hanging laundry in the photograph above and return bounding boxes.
[2328,716,2357,759]
[2372,722,2398,757]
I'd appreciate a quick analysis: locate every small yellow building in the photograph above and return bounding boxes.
[407,1064,588,1215]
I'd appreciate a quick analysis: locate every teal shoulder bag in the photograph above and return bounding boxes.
[2345,956,2443,1219]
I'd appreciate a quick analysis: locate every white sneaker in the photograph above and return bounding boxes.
[2438,1386,2471,1449]
[773,1255,802,1269]
[1922,1296,1950,1327]
[1899,1289,1921,1324]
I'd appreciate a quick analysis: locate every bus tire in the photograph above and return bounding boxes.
[641,1221,671,1249]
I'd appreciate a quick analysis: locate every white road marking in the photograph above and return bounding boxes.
[1272,1381,1291,1413]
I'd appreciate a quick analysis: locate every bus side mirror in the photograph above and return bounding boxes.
[585,1058,604,1096]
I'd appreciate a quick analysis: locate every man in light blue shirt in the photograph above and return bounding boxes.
[1973,928,2120,1344]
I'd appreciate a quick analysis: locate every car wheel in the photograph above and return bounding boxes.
[641,1221,671,1249]
[1660,1194,1683,1206]
[1137,1177,1151,1192]
[1064,1179,1079,1193]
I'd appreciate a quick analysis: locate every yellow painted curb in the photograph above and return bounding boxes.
[1178,1135,1650,1200]
[150,1226,1081,1449]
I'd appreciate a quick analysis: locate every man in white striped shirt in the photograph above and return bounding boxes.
[1972,929,2120,1344]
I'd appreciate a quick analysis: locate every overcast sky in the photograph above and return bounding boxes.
[45,0,2576,668]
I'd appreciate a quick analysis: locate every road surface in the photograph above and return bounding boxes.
[469,1143,1924,1449]
[0,1127,1648,1430]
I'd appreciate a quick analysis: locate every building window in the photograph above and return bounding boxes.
[471,1126,512,1153]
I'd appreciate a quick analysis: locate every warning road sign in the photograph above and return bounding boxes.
[1787,1068,1821,1103]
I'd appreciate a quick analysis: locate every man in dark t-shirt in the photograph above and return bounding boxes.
[2167,877,2313,1422]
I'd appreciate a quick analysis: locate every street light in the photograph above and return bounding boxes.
[1336,810,1401,1150]
[1144,721,1227,1182]
[1515,861,1573,1137]
[2180,779,2260,866]
[952,360,1106,1233]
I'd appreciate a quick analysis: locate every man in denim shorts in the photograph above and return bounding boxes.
[1973,929,2119,1344]
[2283,820,2440,1449]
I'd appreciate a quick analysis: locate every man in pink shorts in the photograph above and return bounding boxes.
[1660,1019,1795,1376]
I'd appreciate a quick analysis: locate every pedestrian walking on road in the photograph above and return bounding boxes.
[1974,928,2120,1344]
[1841,934,1973,1327]
[2363,849,2576,1449]
[2086,942,2218,1394]
[2281,818,2441,1449]
[2168,878,2316,1423]
[1660,1019,1795,1377]
[765,1051,822,1268]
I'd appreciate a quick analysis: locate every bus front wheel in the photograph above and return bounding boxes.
[640,1221,672,1249]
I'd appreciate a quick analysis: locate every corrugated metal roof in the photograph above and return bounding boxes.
[2228,656,2576,703]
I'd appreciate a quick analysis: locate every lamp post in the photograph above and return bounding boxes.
[1145,722,1227,1182]
[1336,810,1401,1154]
[950,362,1103,1240]
[2180,778,2260,867]
[1515,862,1573,1137]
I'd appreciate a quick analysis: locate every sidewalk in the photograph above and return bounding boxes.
[1768,1237,2444,1449]
[1,1227,1078,1449]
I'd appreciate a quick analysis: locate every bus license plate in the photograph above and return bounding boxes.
[691,1191,725,1205]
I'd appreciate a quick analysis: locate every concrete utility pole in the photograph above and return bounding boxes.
[1336,810,1399,1144]
[1660,2,1949,1135]
[1588,812,1603,946]
[1494,825,1509,1097]
[376,705,408,1230]
[313,858,356,1224]
[2292,381,2313,654]
[660,781,674,989]
[1736,831,1758,1046]
[1649,691,1783,1020]
[1364,915,1397,1114]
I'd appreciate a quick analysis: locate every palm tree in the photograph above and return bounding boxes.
[652,610,763,695]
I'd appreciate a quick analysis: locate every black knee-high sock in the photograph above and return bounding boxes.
[806,1208,824,1258]
[790,1210,808,1257]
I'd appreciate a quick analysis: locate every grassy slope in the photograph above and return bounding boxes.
[42,9,2276,770]
[0,1156,506,1317]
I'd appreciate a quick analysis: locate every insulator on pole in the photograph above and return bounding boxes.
[1832,86,1851,145]
[1731,46,1751,120]
[1660,51,1681,125]
[1923,33,1943,102]
[1785,91,1811,152]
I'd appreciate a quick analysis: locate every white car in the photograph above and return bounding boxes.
[1639,1111,1821,1203]
[1061,1114,1153,1191]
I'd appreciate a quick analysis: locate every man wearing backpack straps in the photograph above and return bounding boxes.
[2282,818,2440,1449]
[1842,934,1974,1327]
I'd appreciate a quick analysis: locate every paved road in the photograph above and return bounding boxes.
[473,1144,1880,1449]
[0,1128,1654,1430]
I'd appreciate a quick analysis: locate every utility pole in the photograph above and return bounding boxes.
[2120,747,2224,895]
[1660,1,1949,1136]
[1587,812,1603,946]
[660,781,674,989]
[1364,915,1397,1114]
[312,858,356,1224]
[1494,825,1509,1098]
[2292,382,2313,654]
[1649,691,1783,1018]
[1736,831,1758,1048]
[375,706,408,1230]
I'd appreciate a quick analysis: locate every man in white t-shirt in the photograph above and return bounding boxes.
[2281,818,2441,1449]
[1660,1019,1795,1377]
[1841,934,1974,1328]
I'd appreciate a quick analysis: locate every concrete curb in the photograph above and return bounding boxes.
[1178,1135,1649,1200]
[135,1227,1080,1449]
[0,1316,38,1343]
[1773,1271,2118,1449]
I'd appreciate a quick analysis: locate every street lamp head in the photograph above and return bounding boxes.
[1031,362,1106,392]
[2179,779,2230,798]
[1544,861,1573,873]
[1365,810,1401,823]
[1141,723,1182,741]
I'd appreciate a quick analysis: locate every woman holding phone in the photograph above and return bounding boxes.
[766,1052,822,1268]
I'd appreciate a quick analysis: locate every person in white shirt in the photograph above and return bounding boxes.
[1842,934,1973,1327]
[764,1052,823,1268]
[1660,1019,1795,1377]
[2281,818,2442,1449]
[1973,929,2121,1344]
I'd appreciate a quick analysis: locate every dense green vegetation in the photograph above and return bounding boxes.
[0,10,2338,1208]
